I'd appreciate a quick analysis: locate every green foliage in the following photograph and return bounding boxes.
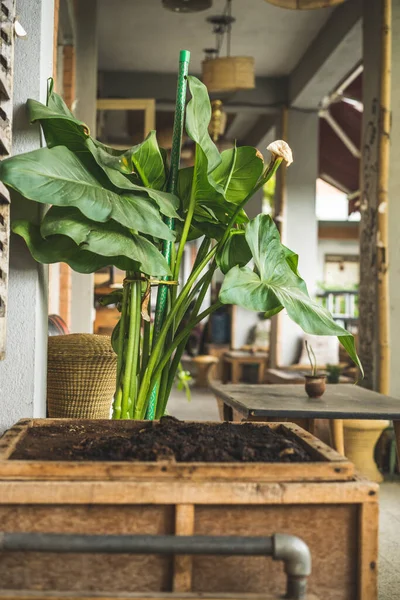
[326,364,341,384]
[219,214,363,374]
[0,71,362,422]
[216,230,252,274]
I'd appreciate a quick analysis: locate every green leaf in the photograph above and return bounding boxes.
[186,76,221,174]
[217,230,252,274]
[0,146,175,241]
[212,147,264,204]
[220,214,362,372]
[12,220,139,274]
[41,206,171,276]
[27,81,90,152]
[86,138,181,220]
[283,245,300,276]
[96,131,166,190]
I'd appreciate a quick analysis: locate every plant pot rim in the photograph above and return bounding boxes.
[304,374,327,381]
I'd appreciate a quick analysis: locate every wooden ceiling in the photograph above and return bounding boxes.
[319,73,362,213]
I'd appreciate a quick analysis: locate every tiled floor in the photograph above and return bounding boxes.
[168,386,400,600]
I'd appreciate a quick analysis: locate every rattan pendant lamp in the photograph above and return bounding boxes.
[201,0,255,94]
[264,0,346,8]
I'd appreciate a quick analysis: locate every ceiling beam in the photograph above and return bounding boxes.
[224,113,259,143]
[242,115,276,148]
[289,0,362,110]
[98,71,288,111]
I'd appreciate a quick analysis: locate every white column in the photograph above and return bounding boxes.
[0,0,54,432]
[69,0,98,334]
[279,110,319,366]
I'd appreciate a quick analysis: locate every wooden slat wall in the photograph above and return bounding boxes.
[0,0,15,360]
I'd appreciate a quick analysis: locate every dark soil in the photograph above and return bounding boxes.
[11,417,312,463]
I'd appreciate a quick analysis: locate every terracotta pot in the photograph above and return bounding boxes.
[304,375,326,399]
[343,419,390,482]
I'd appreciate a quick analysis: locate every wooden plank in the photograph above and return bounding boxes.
[0,478,378,506]
[0,419,30,459]
[0,0,14,361]
[358,501,379,600]
[144,98,155,136]
[193,503,358,600]
[173,504,195,592]
[96,99,156,112]
[0,593,320,600]
[0,460,355,482]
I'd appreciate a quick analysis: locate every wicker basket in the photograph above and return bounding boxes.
[47,334,117,419]
[264,0,345,8]
[201,56,255,93]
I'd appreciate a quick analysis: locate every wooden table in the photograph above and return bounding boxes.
[265,368,353,384]
[222,350,268,384]
[211,382,400,458]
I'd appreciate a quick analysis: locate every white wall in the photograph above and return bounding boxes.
[317,239,359,286]
[0,0,54,433]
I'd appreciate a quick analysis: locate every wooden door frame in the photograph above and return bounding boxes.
[96,98,156,138]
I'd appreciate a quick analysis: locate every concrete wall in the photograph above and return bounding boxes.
[0,0,54,432]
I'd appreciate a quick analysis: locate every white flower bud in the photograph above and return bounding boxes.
[267,140,293,166]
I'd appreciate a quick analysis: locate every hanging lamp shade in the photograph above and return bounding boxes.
[162,0,212,12]
[202,56,255,93]
[264,0,345,8]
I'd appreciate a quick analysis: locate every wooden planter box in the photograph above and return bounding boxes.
[0,419,378,600]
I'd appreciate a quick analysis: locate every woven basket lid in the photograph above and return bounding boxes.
[48,334,116,360]
[202,56,255,93]
[264,0,345,8]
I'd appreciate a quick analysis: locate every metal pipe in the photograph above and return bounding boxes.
[0,533,273,556]
[0,532,311,600]
[273,533,312,600]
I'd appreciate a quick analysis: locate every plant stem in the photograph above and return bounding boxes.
[120,278,141,419]
[135,246,218,418]
[128,281,142,418]
[112,282,129,420]
[147,302,222,413]
[173,146,198,283]
[156,263,217,418]
[140,295,151,387]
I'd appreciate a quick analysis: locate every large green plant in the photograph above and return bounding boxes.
[0,76,362,420]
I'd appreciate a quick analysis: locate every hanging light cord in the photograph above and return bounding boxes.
[213,0,233,58]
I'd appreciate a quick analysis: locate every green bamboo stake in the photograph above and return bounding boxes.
[145,50,190,420]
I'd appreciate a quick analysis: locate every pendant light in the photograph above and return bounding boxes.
[264,0,346,9]
[162,0,212,13]
[201,0,255,93]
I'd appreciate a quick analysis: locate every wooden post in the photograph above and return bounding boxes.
[173,504,195,592]
[53,0,60,80]
[57,45,77,329]
[359,0,392,392]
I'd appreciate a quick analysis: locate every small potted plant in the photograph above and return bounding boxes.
[304,341,327,398]
[326,363,341,384]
